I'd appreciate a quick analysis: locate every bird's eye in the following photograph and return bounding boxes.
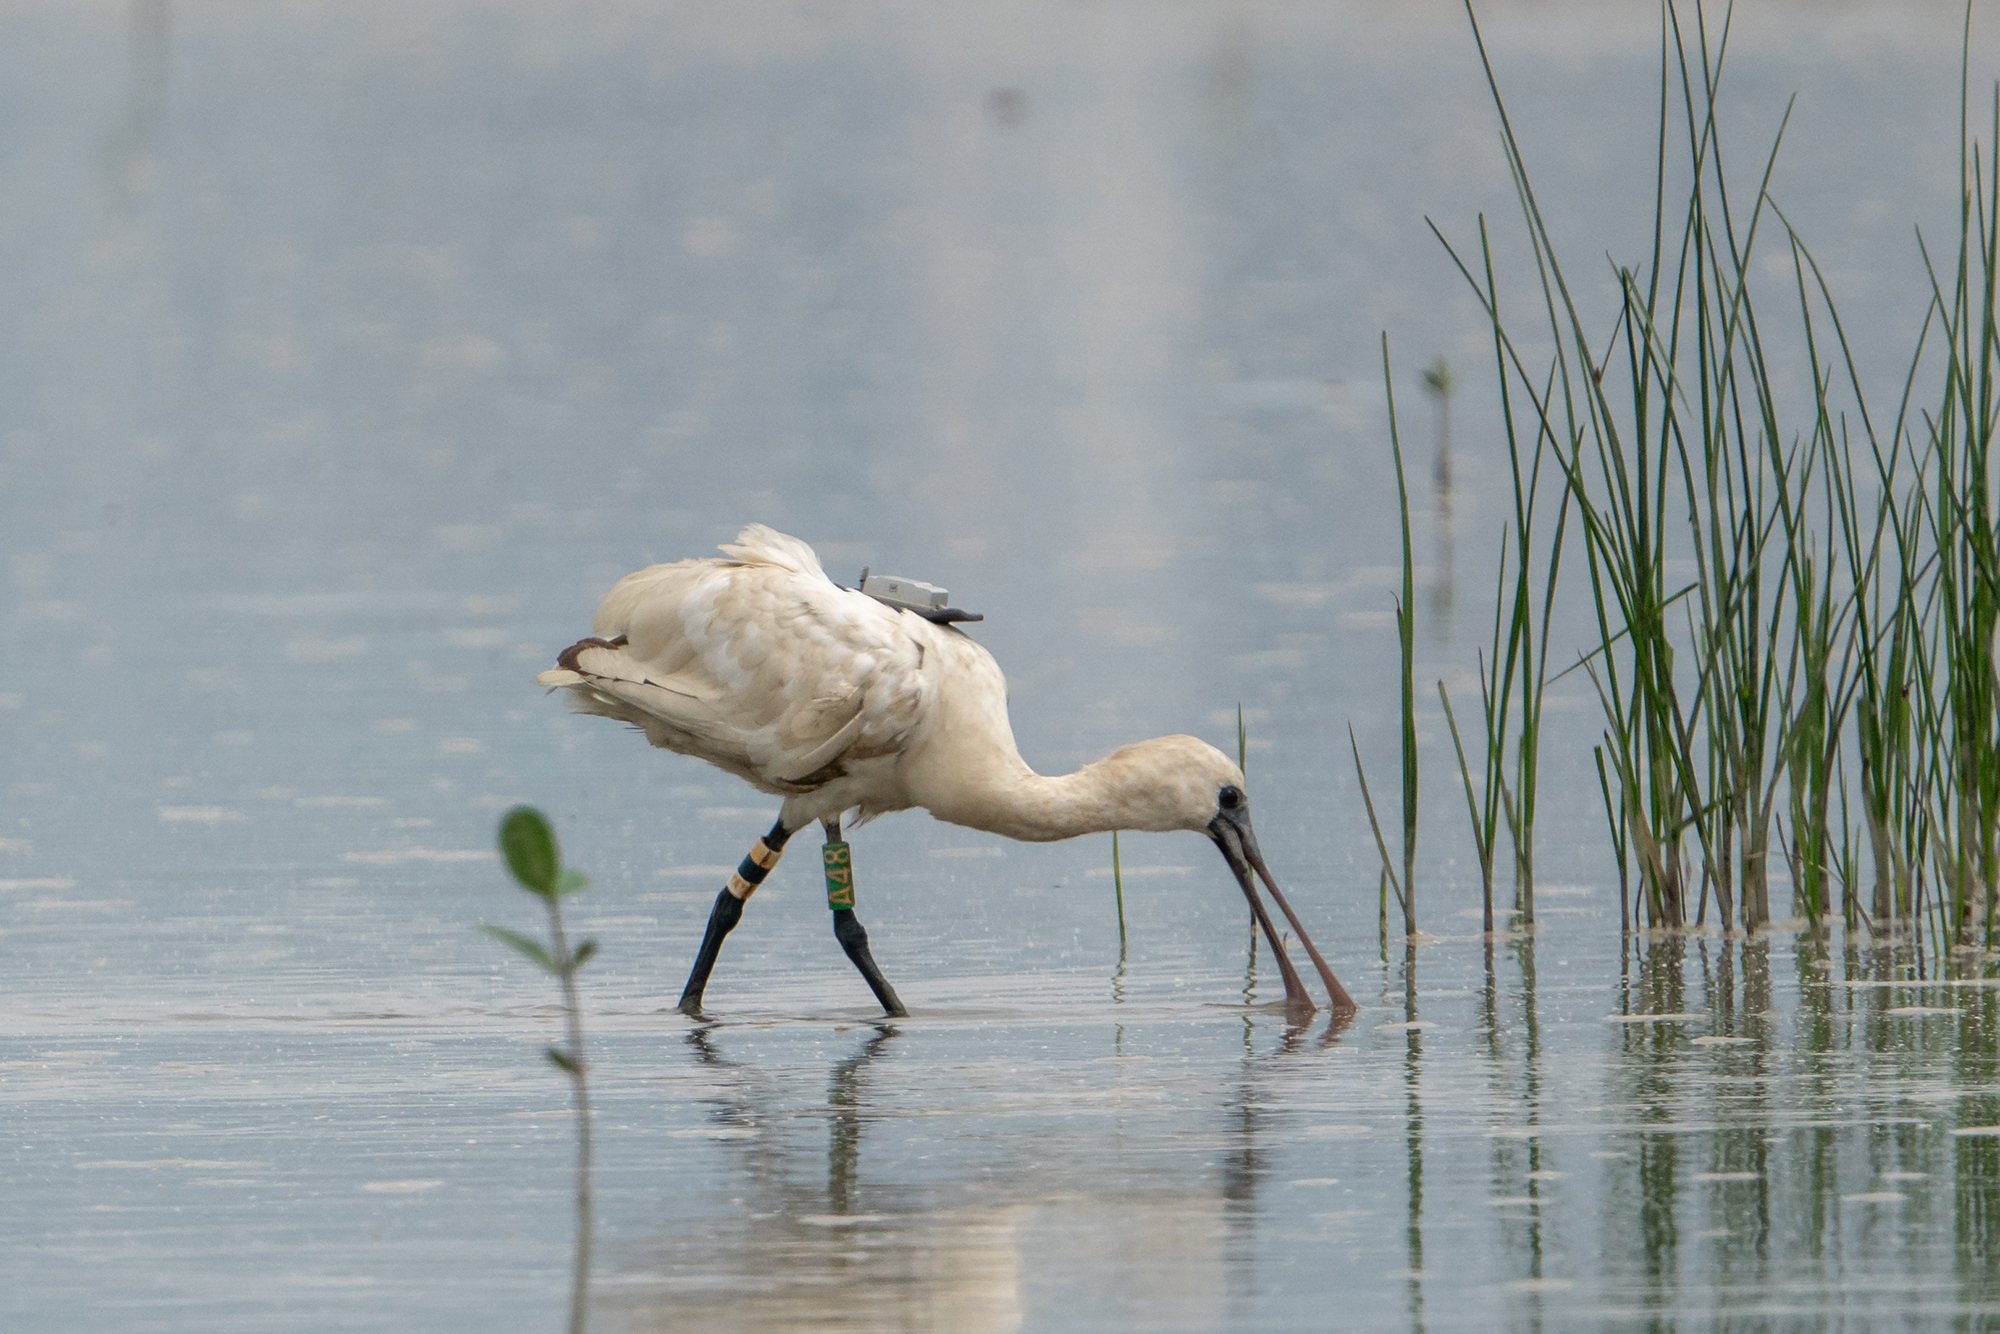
[1218,785,1243,810]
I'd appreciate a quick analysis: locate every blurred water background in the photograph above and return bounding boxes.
[3,1,1998,1329]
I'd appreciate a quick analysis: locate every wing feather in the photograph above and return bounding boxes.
[545,526,931,794]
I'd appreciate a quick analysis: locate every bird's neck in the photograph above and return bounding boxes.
[945,764,1124,843]
[919,738,1188,843]
[900,632,1189,842]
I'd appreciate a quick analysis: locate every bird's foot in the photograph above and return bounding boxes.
[832,906,907,1017]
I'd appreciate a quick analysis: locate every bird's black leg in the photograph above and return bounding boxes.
[676,818,792,1016]
[823,819,909,1018]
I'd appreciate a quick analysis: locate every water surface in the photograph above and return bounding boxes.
[3,2,1997,1329]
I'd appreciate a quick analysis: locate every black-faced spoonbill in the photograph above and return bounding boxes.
[537,524,1354,1021]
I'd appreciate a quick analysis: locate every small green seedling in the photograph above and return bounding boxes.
[485,805,595,1334]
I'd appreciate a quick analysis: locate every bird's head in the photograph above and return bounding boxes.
[1093,734,1352,1017]
[1090,735,1272,879]
[1109,736,1269,895]
[1089,735,1246,833]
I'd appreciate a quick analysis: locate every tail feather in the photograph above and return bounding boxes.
[557,635,626,671]
[717,524,829,581]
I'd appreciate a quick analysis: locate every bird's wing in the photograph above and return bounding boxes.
[537,525,932,791]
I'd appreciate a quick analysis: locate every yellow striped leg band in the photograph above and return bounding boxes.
[823,841,854,910]
[726,839,784,901]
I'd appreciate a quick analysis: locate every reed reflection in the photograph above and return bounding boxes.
[1486,932,1556,1322]
[104,0,170,214]
[1401,942,1426,1334]
[1223,1015,1263,1322]
[1620,936,1688,1318]
[1589,936,2000,1324]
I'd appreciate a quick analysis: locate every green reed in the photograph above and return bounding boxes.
[1912,54,2000,949]
[1355,335,1422,938]
[1237,702,1255,958]
[1111,828,1127,955]
[1435,206,1572,938]
[1392,339,1420,937]
[1408,0,2000,955]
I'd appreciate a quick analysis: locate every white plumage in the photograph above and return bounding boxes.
[539,526,929,807]
[537,524,1352,1018]
[537,524,1232,838]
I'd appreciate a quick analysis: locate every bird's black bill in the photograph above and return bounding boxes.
[1210,807,1356,1017]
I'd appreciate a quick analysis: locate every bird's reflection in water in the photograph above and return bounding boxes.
[607,1014,1347,1330]
[825,1026,893,1216]
[1260,1005,1357,1055]
[680,1023,898,1219]
[611,1024,1025,1332]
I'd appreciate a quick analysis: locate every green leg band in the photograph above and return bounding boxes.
[823,840,855,909]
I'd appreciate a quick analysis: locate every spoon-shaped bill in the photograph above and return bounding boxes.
[1216,832,1316,1020]
[1239,827,1356,1013]
[1209,805,1355,1015]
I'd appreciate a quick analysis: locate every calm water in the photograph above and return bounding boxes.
[4,2,1998,1329]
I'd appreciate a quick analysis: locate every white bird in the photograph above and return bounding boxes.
[536,524,1353,1020]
